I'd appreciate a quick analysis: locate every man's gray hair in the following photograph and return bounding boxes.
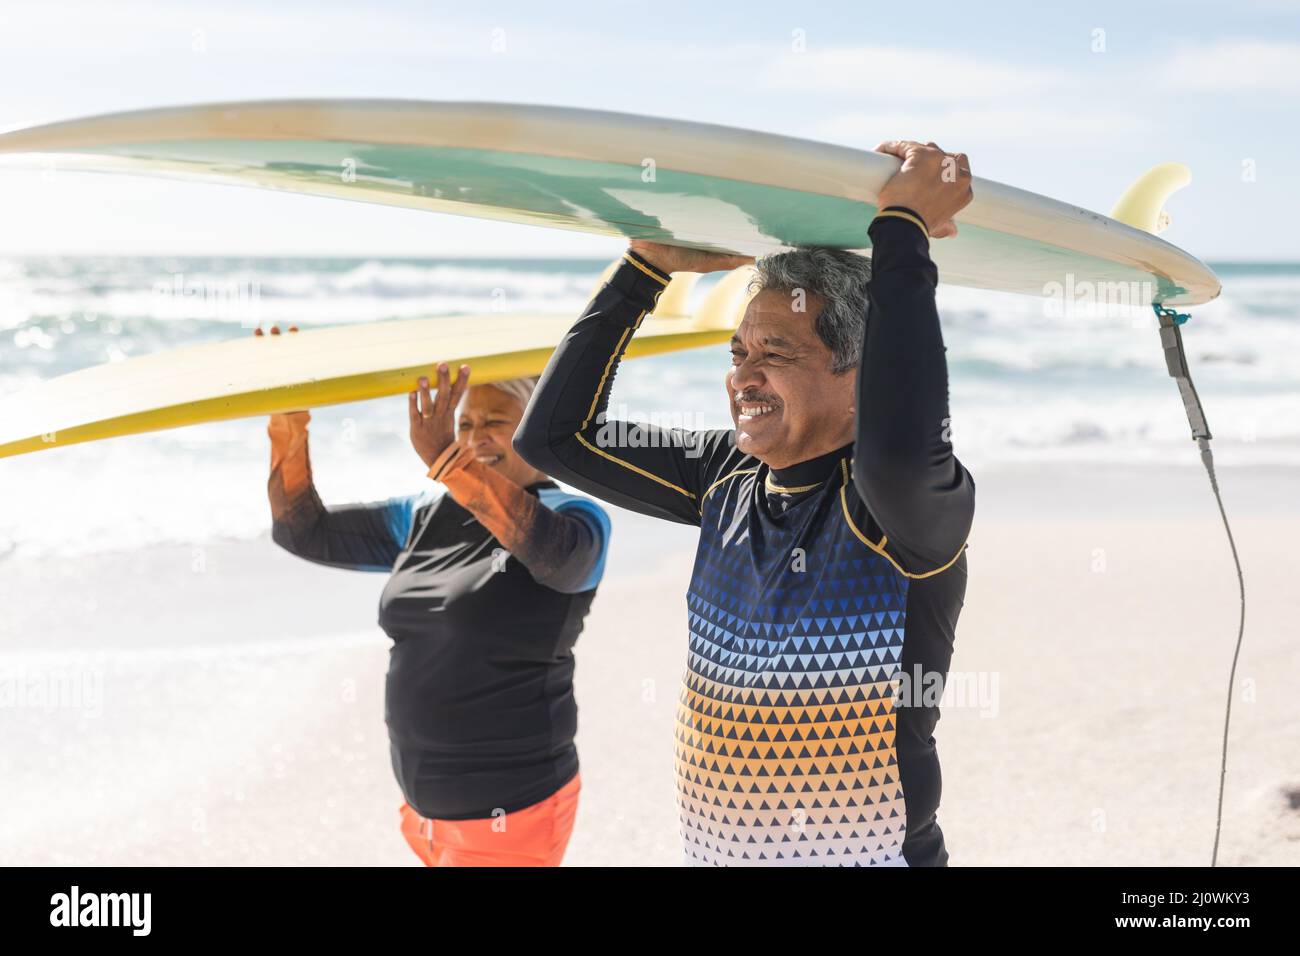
[750,248,872,374]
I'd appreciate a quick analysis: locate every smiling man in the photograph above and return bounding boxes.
[516,141,976,866]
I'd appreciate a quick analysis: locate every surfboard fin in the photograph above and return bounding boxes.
[1110,162,1192,235]
[586,259,699,319]
[587,260,622,302]
[585,257,755,329]
[693,266,758,331]
[651,272,701,319]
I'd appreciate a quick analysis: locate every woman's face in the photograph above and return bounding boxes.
[457,385,546,487]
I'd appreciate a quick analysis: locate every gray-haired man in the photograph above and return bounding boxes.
[516,141,975,866]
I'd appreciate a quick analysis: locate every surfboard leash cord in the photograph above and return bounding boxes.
[1153,303,1247,868]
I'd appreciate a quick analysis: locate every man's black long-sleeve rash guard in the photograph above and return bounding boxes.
[515,216,975,866]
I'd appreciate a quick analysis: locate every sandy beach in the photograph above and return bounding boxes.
[1,461,1297,866]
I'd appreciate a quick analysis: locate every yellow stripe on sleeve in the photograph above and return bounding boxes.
[622,253,670,286]
[837,459,965,580]
[872,209,928,236]
[573,431,696,501]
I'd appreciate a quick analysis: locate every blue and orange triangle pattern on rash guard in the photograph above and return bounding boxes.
[677,460,911,866]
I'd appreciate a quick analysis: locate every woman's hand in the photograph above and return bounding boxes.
[409,363,470,468]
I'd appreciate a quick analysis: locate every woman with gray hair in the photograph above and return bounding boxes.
[265,357,610,866]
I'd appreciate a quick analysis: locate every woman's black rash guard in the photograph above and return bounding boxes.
[270,467,610,821]
[515,217,975,866]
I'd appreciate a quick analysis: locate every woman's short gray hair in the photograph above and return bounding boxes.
[750,248,871,374]
[484,376,539,411]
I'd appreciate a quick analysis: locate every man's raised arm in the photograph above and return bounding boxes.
[852,141,976,575]
[513,244,749,526]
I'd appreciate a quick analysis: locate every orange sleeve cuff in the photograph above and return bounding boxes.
[427,443,527,535]
[268,411,312,495]
[427,442,473,482]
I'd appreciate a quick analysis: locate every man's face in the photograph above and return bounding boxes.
[726,288,857,469]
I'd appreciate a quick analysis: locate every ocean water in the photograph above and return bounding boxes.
[0,256,1296,558]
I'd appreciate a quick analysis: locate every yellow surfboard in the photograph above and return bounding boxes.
[0,268,757,460]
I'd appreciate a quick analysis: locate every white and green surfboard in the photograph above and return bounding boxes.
[0,99,1220,305]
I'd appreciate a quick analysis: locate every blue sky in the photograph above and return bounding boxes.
[0,0,1296,260]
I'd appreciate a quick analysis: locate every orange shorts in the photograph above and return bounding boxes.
[398,773,581,867]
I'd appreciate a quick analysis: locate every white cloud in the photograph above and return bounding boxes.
[0,2,554,60]
[759,46,1060,100]
[1156,40,1300,91]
